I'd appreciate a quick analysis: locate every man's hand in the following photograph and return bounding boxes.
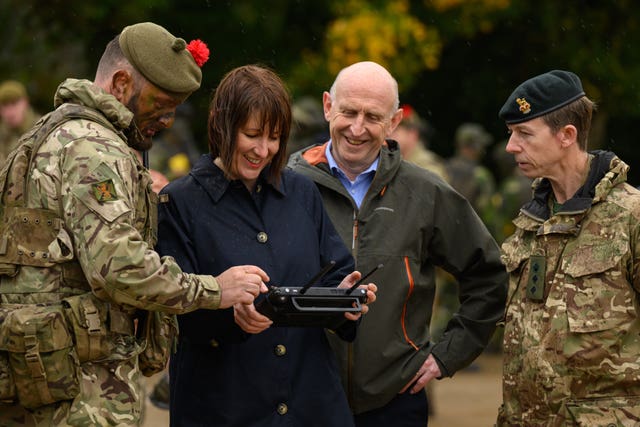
[216,265,269,309]
[234,302,272,333]
[338,270,378,321]
[399,354,442,394]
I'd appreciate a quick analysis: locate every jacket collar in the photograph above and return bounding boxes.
[189,153,285,203]
[295,139,403,181]
[52,78,147,148]
[53,79,134,130]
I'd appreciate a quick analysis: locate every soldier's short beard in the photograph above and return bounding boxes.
[124,94,152,151]
[124,123,151,151]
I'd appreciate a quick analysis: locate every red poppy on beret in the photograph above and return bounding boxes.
[187,39,210,67]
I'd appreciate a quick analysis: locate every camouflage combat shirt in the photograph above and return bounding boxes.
[498,150,640,426]
[0,107,39,167]
[0,78,221,426]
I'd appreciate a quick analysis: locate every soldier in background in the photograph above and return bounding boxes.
[490,140,533,243]
[150,102,201,180]
[445,122,496,225]
[435,123,498,355]
[0,80,40,166]
[497,69,640,425]
[0,22,268,426]
[287,95,329,158]
[391,104,448,182]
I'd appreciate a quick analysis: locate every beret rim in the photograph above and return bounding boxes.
[501,91,586,124]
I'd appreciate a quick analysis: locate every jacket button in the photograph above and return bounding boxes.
[210,339,220,348]
[274,344,286,356]
[277,403,288,415]
[257,232,268,243]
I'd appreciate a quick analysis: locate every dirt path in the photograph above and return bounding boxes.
[429,352,502,427]
[141,352,503,427]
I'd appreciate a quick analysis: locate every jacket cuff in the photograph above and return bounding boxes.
[196,274,222,309]
[429,348,451,379]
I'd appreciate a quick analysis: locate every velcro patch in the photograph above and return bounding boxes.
[92,179,118,202]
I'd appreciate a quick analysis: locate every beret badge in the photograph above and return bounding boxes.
[516,97,531,115]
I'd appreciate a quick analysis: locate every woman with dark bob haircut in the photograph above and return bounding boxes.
[156,64,377,426]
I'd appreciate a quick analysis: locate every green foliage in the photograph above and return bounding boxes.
[4,0,640,182]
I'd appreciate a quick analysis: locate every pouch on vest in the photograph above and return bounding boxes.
[62,293,110,362]
[0,304,80,409]
[0,306,16,403]
[137,310,178,377]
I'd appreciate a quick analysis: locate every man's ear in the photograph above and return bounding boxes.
[322,91,332,122]
[387,108,404,135]
[558,124,578,148]
[111,69,133,103]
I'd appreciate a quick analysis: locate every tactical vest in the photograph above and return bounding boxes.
[0,102,156,284]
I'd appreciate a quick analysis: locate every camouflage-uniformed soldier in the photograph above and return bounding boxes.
[0,23,268,426]
[0,80,40,166]
[391,104,449,182]
[497,70,640,425]
[445,122,496,225]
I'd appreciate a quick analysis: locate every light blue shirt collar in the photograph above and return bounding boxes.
[325,141,378,208]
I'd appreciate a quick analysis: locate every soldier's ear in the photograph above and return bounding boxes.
[110,70,134,103]
[557,124,578,148]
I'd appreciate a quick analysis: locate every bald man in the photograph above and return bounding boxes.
[288,61,507,426]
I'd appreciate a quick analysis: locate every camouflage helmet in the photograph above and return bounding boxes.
[455,122,493,150]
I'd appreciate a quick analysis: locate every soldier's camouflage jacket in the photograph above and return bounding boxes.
[498,150,640,426]
[0,79,221,426]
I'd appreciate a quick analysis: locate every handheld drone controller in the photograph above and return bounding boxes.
[255,262,382,329]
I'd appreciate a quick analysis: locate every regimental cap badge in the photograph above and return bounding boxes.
[516,97,531,114]
[92,179,118,202]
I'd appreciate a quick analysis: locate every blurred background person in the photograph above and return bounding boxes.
[490,140,533,244]
[0,79,40,166]
[434,122,498,362]
[391,104,448,182]
[150,102,202,180]
[445,122,496,226]
[287,95,329,158]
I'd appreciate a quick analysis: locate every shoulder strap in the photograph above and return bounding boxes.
[0,103,120,208]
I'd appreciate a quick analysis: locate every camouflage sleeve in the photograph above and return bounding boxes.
[632,213,640,294]
[56,123,221,313]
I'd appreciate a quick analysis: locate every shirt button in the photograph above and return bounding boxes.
[274,344,286,356]
[257,232,268,243]
[277,403,288,415]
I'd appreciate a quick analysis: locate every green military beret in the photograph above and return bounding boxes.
[119,22,205,95]
[0,80,27,105]
[499,70,586,124]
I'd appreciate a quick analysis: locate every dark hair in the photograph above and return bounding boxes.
[543,96,596,151]
[208,64,292,184]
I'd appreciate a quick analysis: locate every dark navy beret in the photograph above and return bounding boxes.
[499,70,586,124]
